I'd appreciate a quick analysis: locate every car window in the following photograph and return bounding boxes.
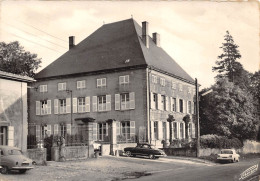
[142,145,149,148]
[8,149,22,155]
[221,150,233,154]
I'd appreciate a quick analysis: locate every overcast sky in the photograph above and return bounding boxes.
[0,1,259,88]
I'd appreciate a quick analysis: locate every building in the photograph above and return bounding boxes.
[29,18,196,148]
[0,70,34,152]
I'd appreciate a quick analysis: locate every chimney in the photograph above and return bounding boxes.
[69,36,75,49]
[152,33,160,47]
[142,21,149,48]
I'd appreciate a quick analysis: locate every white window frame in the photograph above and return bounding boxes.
[39,85,47,93]
[59,99,66,114]
[98,123,107,141]
[121,93,130,110]
[119,75,129,84]
[160,78,166,86]
[97,78,106,87]
[151,75,157,84]
[161,95,166,111]
[171,81,176,89]
[98,95,106,112]
[77,80,86,89]
[40,100,48,115]
[58,82,66,91]
[78,97,86,113]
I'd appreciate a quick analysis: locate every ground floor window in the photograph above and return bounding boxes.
[98,123,107,141]
[121,122,130,140]
[162,122,166,140]
[173,122,177,139]
[0,126,7,145]
[154,121,158,140]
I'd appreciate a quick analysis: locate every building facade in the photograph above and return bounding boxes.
[0,71,34,152]
[29,18,196,148]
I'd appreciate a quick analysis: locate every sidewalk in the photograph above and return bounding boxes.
[165,155,216,165]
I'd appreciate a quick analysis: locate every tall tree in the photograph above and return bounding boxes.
[212,31,241,83]
[0,41,42,77]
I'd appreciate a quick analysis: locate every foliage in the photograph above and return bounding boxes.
[0,41,42,77]
[212,31,242,83]
[200,134,243,149]
[200,78,257,141]
[183,114,191,124]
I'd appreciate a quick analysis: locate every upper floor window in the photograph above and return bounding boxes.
[152,93,158,109]
[36,100,51,115]
[121,93,130,110]
[179,99,184,113]
[115,92,135,111]
[171,81,176,89]
[161,95,166,110]
[78,97,86,113]
[58,83,66,91]
[77,80,86,89]
[151,75,157,84]
[160,78,166,86]
[59,99,66,114]
[119,75,129,84]
[39,85,47,93]
[172,98,176,112]
[188,101,192,114]
[179,84,183,92]
[98,95,106,112]
[97,78,106,87]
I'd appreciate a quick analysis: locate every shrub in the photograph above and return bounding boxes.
[200,134,243,149]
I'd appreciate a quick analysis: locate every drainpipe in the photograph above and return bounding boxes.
[147,68,152,144]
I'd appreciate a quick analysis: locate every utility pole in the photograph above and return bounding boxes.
[195,78,200,158]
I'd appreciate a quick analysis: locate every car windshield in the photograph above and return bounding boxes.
[8,149,22,155]
[221,150,233,154]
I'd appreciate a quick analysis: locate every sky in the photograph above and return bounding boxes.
[0,1,259,88]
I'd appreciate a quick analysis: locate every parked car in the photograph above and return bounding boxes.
[124,143,166,159]
[0,146,34,174]
[217,149,240,163]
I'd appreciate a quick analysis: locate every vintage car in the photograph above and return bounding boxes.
[0,146,34,174]
[124,143,166,159]
[217,149,240,163]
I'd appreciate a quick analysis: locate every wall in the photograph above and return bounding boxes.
[0,78,28,152]
[27,148,47,165]
[163,148,196,157]
[100,143,137,156]
[242,140,260,154]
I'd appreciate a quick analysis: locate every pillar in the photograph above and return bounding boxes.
[106,119,117,155]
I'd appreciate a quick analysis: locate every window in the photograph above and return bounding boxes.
[160,78,165,86]
[121,93,130,110]
[179,99,183,113]
[188,123,192,138]
[98,123,107,141]
[151,75,157,83]
[59,99,66,114]
[36,100,51,115]
[0,126,7,145]
[179,84,183,91]
[58,83,66,91]
[97,78,106,87]
[172,98,176,112]
[119,75,129,84]
[152,93,158,109]
[161,95,166,111]
[188,101,192,114]
[78,97,86,113]
[98,95,106,111]
[41,100,48,115]
[171,81,176,89]
[154,122,158,140]
[121,122,130,140]
[77,80,86,89]
[60,124,67,137]
[39,85,47,93]
[163,122,166,140]
[173,122,177,139]
[180,122,184,139]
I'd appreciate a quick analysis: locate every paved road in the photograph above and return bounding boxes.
[0,156,259,181]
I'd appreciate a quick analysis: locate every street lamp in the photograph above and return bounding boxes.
[66,90,73,127]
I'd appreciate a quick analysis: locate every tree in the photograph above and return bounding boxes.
[0,41,42,77]
[212,31,242,83]
[200,78,257,141]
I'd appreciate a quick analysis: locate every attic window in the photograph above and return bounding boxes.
[125,59,130,63]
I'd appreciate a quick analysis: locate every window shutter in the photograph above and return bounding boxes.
[116,122,121,136]
[106,95,111,111]
[36,125,40,141]
[54,124,59,135]
[66,98,71,113]
[8,126,14,147]
[192,123,196,138]
[103,78,106,86]
[93,123,97,141]
[92,96,97,112]
[85,97,90,112]
[119,76,123,84]
[82,80,86,88]
[166,122,170,141]
[183,100,186,113]
[73,98,77,113]
[106,123,108,136]
[47,100,51,114]
[150,121,154,141]
[54,99,59,114]
[158,121,163,140]
[36,101,40,115]
[126,75,129,83]
[166,96,169,111]
[130,121,135,139]
[170,97,173,112]
[47,125,52,135]
[66,124,71,135]
[115,94,120,110]
[58,83,61,91]
[130,92,135,109]
[158,94,161,110]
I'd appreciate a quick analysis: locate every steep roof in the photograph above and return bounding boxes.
[36,19,194,84]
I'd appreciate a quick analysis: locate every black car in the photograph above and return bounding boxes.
[124,143,166,159]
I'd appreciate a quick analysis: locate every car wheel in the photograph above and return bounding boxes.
[0,166,9,174]
[125,151,132,157]
[133,154,136,157]
[149,154,155,159]
[19,169,27,174]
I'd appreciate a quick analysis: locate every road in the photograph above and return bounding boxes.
[0,156,259,181]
